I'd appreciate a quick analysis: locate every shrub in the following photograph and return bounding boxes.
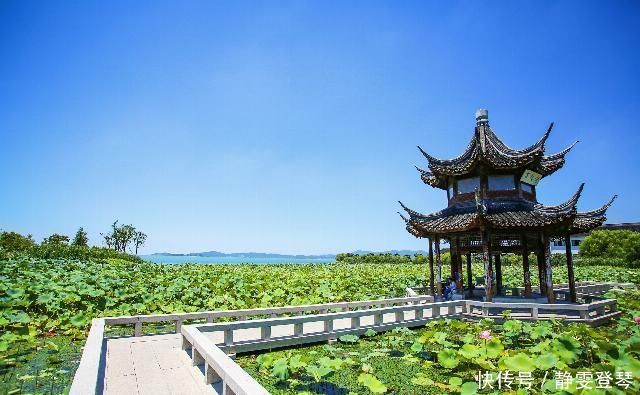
[580,230,640,266]
[335,251,452,266]
[574,256,636,268]
[0,231,36,255]
[0,230,142,263]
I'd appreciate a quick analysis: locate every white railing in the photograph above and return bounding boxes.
[69,318,105,395]
[70,295,432,394]
[71,283,630,394]
[102,294,434,337]
[407,281,632,300]
[180,300,464,394]
[464,298,619,324]
[181,326,269,395]
[188,300,463,354]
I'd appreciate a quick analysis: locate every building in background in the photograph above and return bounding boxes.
[550,222,640,254]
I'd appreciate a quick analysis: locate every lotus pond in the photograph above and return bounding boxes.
[2,257,640,394]
[238,288,640,395]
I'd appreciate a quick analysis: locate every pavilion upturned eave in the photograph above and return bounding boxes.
[416,124,579,186]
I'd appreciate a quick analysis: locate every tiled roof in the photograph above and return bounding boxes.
[399,185,615,237]
[415,123,577,189]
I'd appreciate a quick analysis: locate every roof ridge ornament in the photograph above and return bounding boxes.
[475,108,489,126]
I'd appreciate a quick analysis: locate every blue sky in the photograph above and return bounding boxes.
[1,1,638,254]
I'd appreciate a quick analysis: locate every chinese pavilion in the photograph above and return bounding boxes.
[399,109,616,303]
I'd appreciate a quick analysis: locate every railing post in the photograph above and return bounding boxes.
[294,323,304,336]
[374,313,383,325]
[224,329,233,346]
[192,348,204,366]
[134,321,142,337]
[531,307,538,319]
[579,309,589,320]
[182,336,191,350]
[432,305,440,318]
[416,307,424,319]
[205,364,221,384]
[261,326,271,340]
[324,319,333,333]
[447,304,456,315]
[351,316,360,329]
[395,311,404,322]
[176,320,183,333]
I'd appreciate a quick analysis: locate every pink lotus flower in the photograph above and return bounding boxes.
[634,316,640,324]
[479,330,493,340]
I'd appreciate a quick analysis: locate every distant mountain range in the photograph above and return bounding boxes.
[151,249,429,258]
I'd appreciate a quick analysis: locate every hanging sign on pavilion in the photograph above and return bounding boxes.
[520,169,543,186]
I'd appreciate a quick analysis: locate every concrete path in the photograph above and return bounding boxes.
[103,334,217,395]
[102,307,461,395]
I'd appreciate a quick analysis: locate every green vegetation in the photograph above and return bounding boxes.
[100,221,147,255]
[336,252,438,265]
[1,228,639,393]
[0,229,144,263]
[580,230,640,267]
[1,256,640,393]
[238,287,640,394]
[0,258,429,394]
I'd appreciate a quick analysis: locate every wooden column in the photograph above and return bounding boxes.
[450,239,457,280]
[489,254,494,297]
[565,234,577,303]
[456,246,464,291]
[435,236,442,299]
[494,253,503,295]
[466,252,473,298]
[542,233,555,303]
[536,237,547,296]
[428,237,435,296]
[451,238,462,291]
[481,230,493,302]
[522,236,532,298]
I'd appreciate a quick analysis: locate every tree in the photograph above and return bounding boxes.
[0,231,36,254]
[72,227,89,247]
[101,221,144,253]
[133,231,147,255]
[580,230,640,263]
[42,233,70,246]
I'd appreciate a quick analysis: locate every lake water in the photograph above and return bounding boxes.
[140,255,335,264]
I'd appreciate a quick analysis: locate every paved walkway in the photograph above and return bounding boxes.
[101,309,455,395]
[104,334,218,395]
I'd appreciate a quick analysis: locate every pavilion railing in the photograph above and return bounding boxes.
[463,298,620,324]
[407,281,632,300]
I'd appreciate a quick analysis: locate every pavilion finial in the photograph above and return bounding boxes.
[475,108,489,126]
